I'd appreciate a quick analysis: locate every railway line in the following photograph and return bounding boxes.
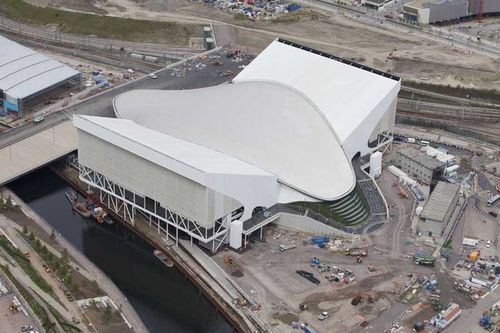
[397,92,500,146]
[398,98,500,122]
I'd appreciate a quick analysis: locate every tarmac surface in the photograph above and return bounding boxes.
[0,48,253,150]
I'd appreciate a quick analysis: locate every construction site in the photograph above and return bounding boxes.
[0,0,498,333]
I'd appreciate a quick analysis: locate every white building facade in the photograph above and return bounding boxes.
[74,39,400,251]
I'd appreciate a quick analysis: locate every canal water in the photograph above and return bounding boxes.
[9,167,232,333]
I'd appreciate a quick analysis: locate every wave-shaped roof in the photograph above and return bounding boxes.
[233,39,400,146]
[114,81,355,201]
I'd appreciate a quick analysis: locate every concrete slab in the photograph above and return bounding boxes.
[0,121,76,185]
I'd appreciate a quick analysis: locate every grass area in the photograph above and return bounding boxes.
[0,264,54,330]
[0,0,200,44]
[0,235,54,295]
[43,300,83,333]
[272,9,323,24]
[20,227,104,300]
[404,79,500,104]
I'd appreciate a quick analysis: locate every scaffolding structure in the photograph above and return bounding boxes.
[79,164,231,252]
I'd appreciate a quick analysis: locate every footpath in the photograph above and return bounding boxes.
[3,188,149,333]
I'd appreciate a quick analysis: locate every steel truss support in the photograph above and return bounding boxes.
[78,164,230,248]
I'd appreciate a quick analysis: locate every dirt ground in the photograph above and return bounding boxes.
[83,304,129,333]
[0,291,41,333]
[214,224,439,333]
[28,0,500,91]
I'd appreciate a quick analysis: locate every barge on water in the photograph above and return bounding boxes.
[154,250,174,268]
[65,191,114,225]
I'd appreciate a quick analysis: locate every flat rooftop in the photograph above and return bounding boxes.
[420,181,460,222]
[398,147,445,170]
[404,0,456,9]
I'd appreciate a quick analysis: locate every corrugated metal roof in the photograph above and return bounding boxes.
[420,181,460,222]
[0,35,80,99]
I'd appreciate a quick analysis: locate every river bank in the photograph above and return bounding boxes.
[8,167,234,333]
[1,188,148,333]
[48,161,266,333]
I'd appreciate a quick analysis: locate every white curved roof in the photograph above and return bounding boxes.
[234,39,400,145]
[0,35,80,99]
[114,81,355,201]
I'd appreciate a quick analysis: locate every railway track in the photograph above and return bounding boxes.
[398,98,500,122]
[396,110,500,145]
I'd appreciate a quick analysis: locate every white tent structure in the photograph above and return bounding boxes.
[74,39,400,251]
[0,35,80,113]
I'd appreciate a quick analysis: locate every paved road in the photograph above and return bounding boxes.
[0,48,251,150]
[446,285,500,333]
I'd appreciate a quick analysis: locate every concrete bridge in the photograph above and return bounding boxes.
[0,121,76,185]
[0,47,249,186]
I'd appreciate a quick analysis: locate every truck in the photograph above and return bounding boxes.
[301,324,319,333]
[414,256,435,267]
[345,247,368,257]
[279,243,296,252]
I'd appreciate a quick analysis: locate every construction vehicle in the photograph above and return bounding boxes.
[479,313,494,331]
[279,243,296,252]
[311,257,321,267]
[301,324,319,333]
[317,311,330,320]
[224,256,234,266]
[414,256,435,267]
[345,247,368,257]
[311,236,329,248]
[387,48,396,60]
[399,185,409,199]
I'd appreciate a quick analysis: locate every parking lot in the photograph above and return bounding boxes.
[463,198,498,258]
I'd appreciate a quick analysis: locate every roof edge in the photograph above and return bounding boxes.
[277,38,401,82]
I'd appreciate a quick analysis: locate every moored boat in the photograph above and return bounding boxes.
[65,191,91,218]
[153,250,174,268]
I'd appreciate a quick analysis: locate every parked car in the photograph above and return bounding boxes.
[317,311,329,321]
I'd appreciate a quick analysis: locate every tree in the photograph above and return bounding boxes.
[22,225,28,234]
[61,248,69,264]
[5,195,13,209]
[28,231,35,242]
[46,251,54,264]
[102,304,113,323]
[41,245,48,255]
[50,229,56,242]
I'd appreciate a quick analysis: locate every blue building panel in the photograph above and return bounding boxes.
[4,98,20,113]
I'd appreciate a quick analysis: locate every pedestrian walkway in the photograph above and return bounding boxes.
[3,189,148,333]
